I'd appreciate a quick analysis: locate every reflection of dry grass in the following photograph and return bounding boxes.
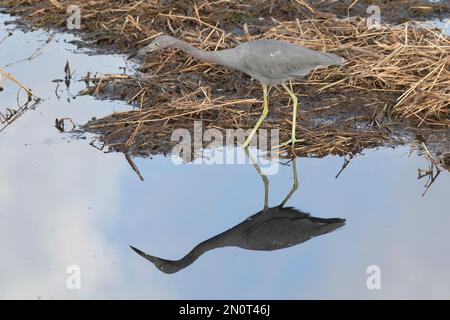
[0,67,41,133]
[1,1,449,157]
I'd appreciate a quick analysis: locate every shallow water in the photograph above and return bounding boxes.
[1,14,450,299]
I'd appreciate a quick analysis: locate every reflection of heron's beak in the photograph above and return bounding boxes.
[130,245,154,261]
[130,245,179,274]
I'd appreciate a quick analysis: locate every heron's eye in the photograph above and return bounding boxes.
[154,42,159,47]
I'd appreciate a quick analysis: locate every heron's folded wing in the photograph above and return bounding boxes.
[240,43,322,80]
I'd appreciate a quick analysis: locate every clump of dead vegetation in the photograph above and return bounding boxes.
[1,0,449,158]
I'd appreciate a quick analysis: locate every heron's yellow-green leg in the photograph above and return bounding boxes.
[244,148,269,209]
[280,157,299,207]
[273,83,298,149]
[243,84,269,148]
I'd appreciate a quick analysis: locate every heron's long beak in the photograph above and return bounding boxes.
[127,52,138,60]
[127,44,157,60]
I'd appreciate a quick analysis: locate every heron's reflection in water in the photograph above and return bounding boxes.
[131,151,345,274]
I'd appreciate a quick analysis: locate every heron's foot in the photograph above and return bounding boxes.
[272,137,299,150]
[241,139,251,149]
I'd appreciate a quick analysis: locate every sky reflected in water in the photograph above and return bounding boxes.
[1,14,450,299]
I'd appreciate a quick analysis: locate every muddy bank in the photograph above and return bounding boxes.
[0,0,449,166]
[316,0,450,24]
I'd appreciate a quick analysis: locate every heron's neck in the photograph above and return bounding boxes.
[173,40,224,65]
[173,232,232,270]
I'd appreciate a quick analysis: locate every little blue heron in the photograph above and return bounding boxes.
[132,35,345,148]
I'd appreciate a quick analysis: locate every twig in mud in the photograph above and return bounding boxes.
[48,0,64,10]
[125,153,145,181]
[295,0,317,14]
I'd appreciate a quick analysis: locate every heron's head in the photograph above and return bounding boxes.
[130,245,181,274]
[136,35,178,56]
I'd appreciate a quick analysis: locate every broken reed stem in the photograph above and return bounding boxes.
[0,67,40,99]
